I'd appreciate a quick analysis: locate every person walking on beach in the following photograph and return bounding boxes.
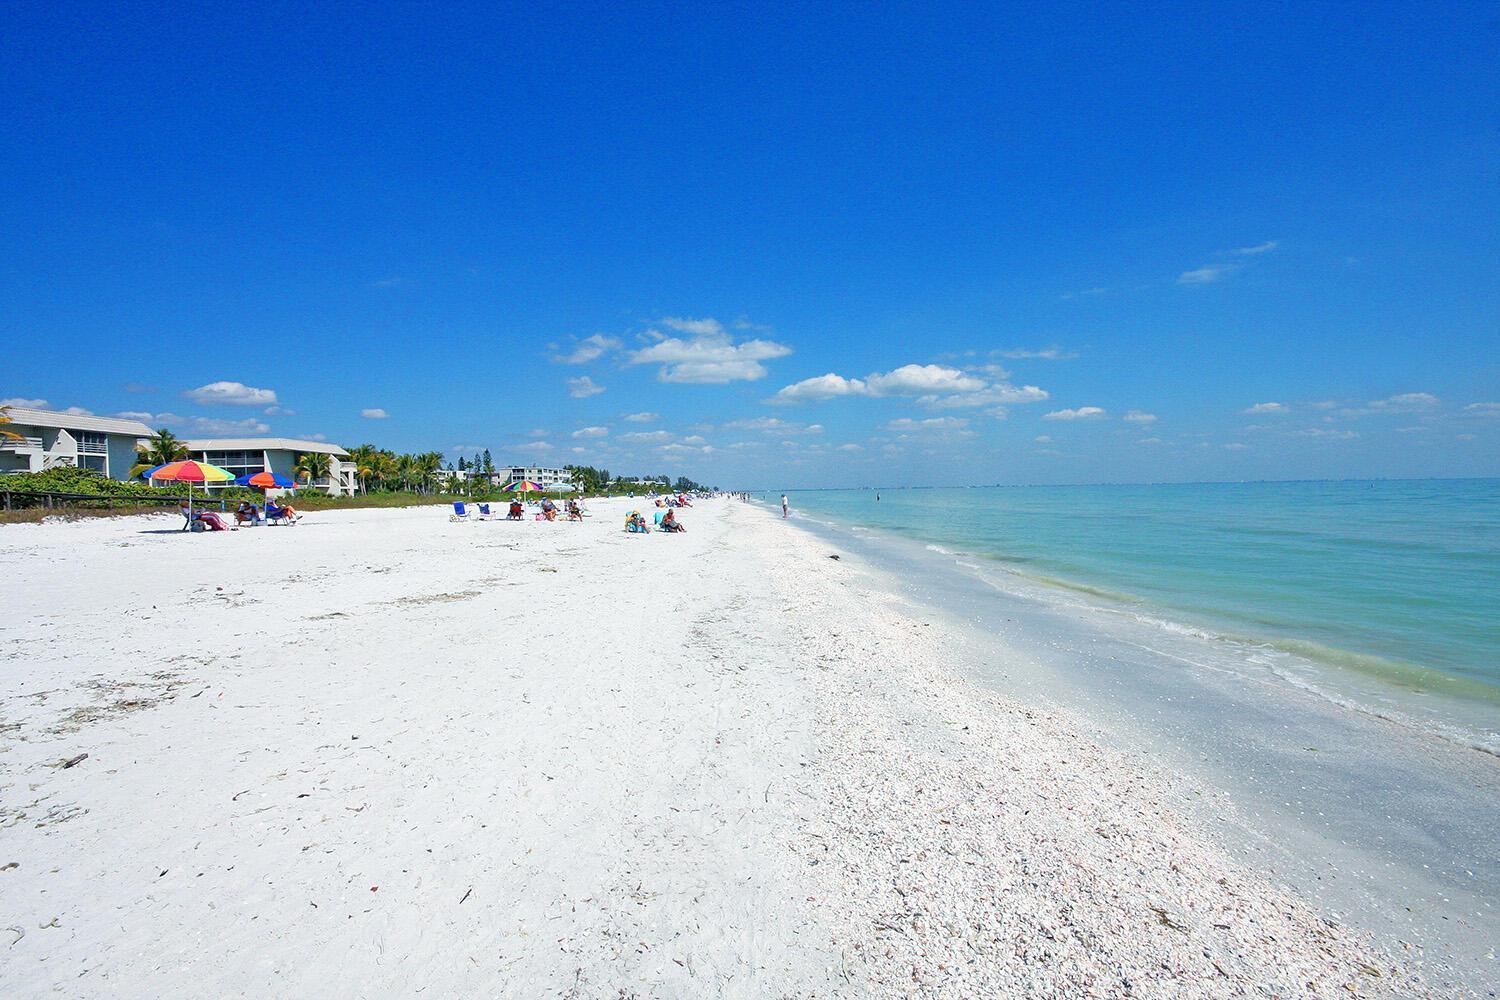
[781,494,789,518]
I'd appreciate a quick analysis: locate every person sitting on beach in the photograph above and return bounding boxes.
[235,501,262,526]
[566,499,583,521]
[625,510,650,533]
[194,510,231,531]
[540,497,558,521]
[265,500,300,523]
[179,499,192,531]
[507,500,524,520]
[661,509,685,533]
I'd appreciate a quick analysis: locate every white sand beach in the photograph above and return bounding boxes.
[1,499,1427,997]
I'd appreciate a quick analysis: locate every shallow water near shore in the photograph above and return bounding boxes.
[776,479,1500,754]
[766,488,1500,992]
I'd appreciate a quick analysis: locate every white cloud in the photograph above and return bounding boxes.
[62,406,93,415]
[773,364,1045,412]
[680,435,707,445]
[1222,442,1250,450]
[567,376,606,398]
[264,406,295,416]
[1034,435,1052,444]
[619,430,673,443]
[1137,437,1163,445]
[113,410,155,421]
[660,316,726,336]
[1292,428,1359,439]
[185,381,279,407]
[1232,240,1278,255]
[0,397,48,408]
[1123,410,1157,424]
[661,442,714,454]
[1368,392,1439,412]
[623,411,659,423]
[571,426,609,438]
[1244,401,1287,414]
[922,384,1049,409]
[771,373,868,403]
[1464,402,1500,418]
[866,364,984,396]
[1177,264,1234,285]
[629,321,792,384]
[836,443,863,452]
[1043,406,1107,421]
[555,334,622,365]
[885,417,970,432]
[998,346,1077,360]
[304,433,327,442]
[723,416,822,435]
[158,415,271,435]
[515,441,553,454]
[361,408,389,419]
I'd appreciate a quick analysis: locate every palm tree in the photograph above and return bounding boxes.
[0,405,23,443]
[368,450,396,491]
[129,428,190,479]
[348,443,380,493]
[416,451,444,494]
[294,451,333,489]
[394,453,418,493]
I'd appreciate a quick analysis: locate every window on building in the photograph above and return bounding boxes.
[203,450,264,487]
[72,431,107,473]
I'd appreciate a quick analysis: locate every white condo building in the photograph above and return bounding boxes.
[185,439,357,496]
[499,465,574,491]
[0,406,153,479]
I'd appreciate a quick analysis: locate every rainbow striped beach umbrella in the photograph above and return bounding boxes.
[145,460,235,524]
[505,479,543,494]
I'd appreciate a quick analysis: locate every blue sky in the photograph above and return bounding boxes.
[2,2,1496,487]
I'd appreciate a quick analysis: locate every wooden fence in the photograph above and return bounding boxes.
[0,490,191,512]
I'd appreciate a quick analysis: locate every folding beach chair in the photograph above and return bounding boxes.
[450,501,470,522]
[477,503,493,520]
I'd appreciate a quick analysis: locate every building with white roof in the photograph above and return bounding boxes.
[498,465,575,491]
[0,406,153,480]
[184,438,357,496]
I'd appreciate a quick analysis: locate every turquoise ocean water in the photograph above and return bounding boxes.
[769,479,1500,748]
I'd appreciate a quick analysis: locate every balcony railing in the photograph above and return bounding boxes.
[0,436,43,451]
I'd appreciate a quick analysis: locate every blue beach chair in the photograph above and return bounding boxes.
[450,501,470,522]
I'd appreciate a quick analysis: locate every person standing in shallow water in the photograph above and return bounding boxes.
[781,494,789,518]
